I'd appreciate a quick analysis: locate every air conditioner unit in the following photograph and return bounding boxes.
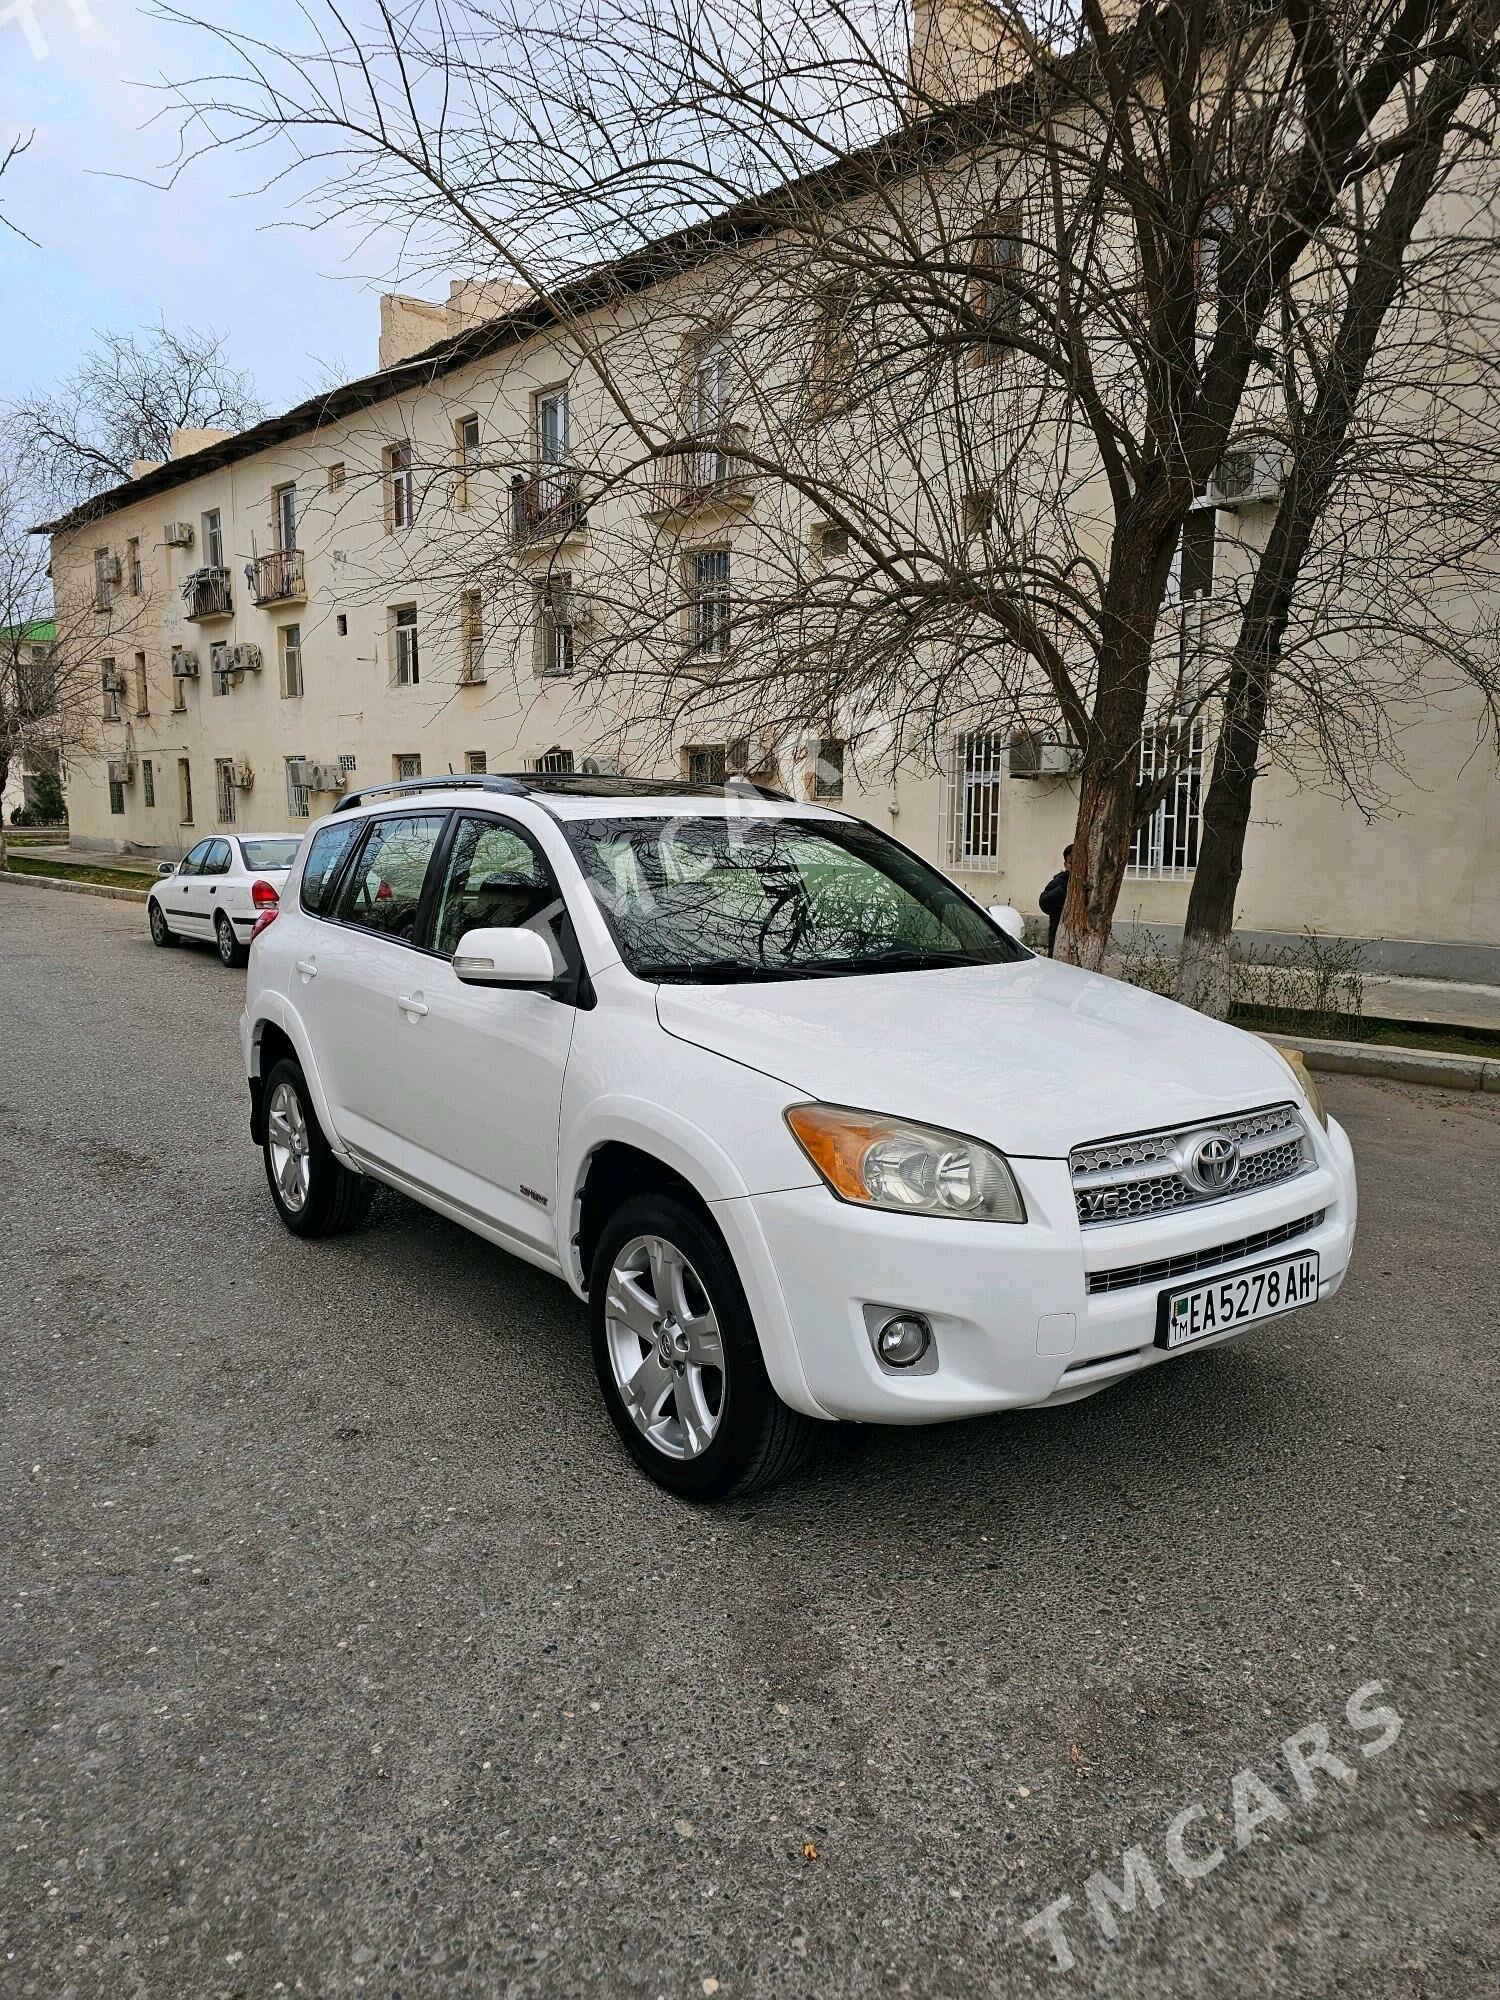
[106,757,134,785]
[1008,731,1080,779]
[1209,447,1286,509]
[286,758,317,788]
[232,759,254,790]
[228,643,263,675]
[164,521,195,548]
[101,666,123,693]
[308,761,347,793]
[172,649,200,679]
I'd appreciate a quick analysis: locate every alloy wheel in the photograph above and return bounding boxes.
[217,916,236,963]
[604,1234,726,1460]
[266,1080,312,1212]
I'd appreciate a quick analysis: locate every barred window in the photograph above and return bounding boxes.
[215,757,237,824]
[942,732,1006,871]
[687,549,731,658]
[1129,724,1205,877]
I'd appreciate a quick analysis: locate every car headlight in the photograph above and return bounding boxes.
[784,1103,1026,1223]
[1279,1048,1329,1129]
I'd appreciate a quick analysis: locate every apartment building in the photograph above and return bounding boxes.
[1,619,63,823]
[41,81,1500,979]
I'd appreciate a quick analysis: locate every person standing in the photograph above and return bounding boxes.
[1039,844,1073,956]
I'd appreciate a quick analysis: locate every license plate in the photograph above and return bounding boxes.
[1156,1251,1321,1350]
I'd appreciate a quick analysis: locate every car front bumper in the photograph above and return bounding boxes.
[738,1116,1357,1424]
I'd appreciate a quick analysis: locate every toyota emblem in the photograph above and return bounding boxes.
[1183,1130,1240,1193]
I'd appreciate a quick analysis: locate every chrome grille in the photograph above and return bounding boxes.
[1086,1209,1327,1295]
[1071,1102,1313,1227]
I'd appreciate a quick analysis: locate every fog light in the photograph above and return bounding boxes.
[876,1313,932,1368]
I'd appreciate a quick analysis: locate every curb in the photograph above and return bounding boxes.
[0,870,150,906]
[1266,1031,1500,1094]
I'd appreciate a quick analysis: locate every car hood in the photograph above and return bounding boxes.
[655,956,1300,1158]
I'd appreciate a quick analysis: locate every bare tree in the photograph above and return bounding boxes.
[5,321,264,515]
[0,130,39,247]
[152,0,1500,961]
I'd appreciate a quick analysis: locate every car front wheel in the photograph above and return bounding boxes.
[149,898,177,947]
[262,1057,373,1238]
[589,1193,818,1501]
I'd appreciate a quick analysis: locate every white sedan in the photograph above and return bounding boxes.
[149,833,301,967]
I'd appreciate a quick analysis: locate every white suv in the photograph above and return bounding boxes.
[241,774,1357,1499]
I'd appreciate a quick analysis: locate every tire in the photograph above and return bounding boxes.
[149,898,178,948]
[589,1192,819,1501]
[261,1056,373,1239]
[215,911,249,968]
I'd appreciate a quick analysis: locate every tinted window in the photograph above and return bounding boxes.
[332,814,447,941]
[300,820,363,916]
[564,815,1024,983]
[241,837,300,871]
[179,839,214,877]
[203,840,232,876]
[432,817,561,960]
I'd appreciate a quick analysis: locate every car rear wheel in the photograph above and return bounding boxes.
[589,1193,819,1500]
[149,899,177,947]
[262,1057,373,1238]
[216,911,248,968]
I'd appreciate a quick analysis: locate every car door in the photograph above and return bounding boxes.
[393,812,579,1254]
[197,838,233,932]
[168,839,214,934]
[311,811,450,1173]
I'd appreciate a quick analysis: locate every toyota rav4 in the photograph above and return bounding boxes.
[241,773,1357,1499]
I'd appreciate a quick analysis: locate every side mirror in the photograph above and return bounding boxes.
[157,861,178,877]
[988,903,1027,943]
[452,925,557,988]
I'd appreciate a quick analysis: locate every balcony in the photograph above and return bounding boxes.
[249,547,306,606]
[182,566,233,620]
[510,468,586,546]
[646,426,752,518]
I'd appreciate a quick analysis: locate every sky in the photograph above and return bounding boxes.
[0,0,410,421]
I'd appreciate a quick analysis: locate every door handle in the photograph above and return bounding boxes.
[294,958,318,978]
[397,994,428,1017]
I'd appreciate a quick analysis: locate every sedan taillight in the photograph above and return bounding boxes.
[250,877,280,909]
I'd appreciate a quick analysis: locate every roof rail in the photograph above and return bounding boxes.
[332,773,528,813]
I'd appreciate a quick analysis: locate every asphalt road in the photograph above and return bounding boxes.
[2,879,1497,2000]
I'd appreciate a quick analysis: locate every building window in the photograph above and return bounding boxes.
[1129,724,1205,877]
[812,737,845,799]
[101,660,120,720]
[279,623,304,698]
[210,641,230,695]
[687,549,731,658]
[273,483,298,552]
[685,744,727,787]
[142,758,155,808]
[813,521,850,562]
[535,575,575,679]
[971,198,1024,343]
[108,777,125,815]
[178,758,194,825]
[127,538,142,594]
[454,414,480,507]
[684,329,733,432]
[335,613,348,637]
[215,757,237,824]
[328,461,345,491]
[391,604,420,685]
[171,651,187,712]
[285,755,310,820]
[536,388,569,468]
[201,509,223,569]
[459,588,486,682]
[809,280,858,418]
[943,731,1006,871]
[534,746,575,774]
[134,651,149,716]
[339,752,357,776]
[386,442,414,531]
[465,750,488,774]
[394,753,422,780]
[93,548,114,611]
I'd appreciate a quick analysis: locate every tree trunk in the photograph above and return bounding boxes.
[1056,752,1140,970]
[1178,651,1269,1016]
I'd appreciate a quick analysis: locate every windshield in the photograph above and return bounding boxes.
[240,838,300,871]
[564,814,1027,983]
